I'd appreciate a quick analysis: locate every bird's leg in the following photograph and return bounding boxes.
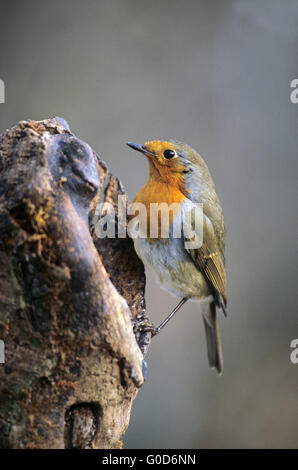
[155,297,189,334]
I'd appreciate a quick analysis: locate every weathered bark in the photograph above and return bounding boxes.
[0,117,151,448]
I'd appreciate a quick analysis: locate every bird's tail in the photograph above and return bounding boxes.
[202,301,223,375]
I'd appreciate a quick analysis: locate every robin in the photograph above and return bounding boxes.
[126,140,227,374]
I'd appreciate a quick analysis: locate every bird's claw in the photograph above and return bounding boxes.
[133,318,159,356]
[133,319,159,336]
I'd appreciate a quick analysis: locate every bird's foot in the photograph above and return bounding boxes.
[133,318,159,336]
[133,318,159,356]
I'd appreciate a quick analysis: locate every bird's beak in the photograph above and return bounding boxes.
[126,142,155,157]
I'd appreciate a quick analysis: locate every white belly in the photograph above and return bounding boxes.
[133,235,210,299]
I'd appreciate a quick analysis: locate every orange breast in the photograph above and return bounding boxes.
[133,177,186,239]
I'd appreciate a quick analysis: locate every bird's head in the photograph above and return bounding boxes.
[126,140,210,199]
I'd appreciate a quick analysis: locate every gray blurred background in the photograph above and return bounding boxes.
[0,0,297,449]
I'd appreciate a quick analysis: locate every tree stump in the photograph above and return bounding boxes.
[0,117,151,448]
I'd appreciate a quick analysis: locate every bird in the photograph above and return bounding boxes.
[126,140,227,374]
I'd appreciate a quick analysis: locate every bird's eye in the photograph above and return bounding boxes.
[163,149,175,159]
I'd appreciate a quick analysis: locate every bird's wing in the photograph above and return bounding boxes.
[183,207,227,313]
